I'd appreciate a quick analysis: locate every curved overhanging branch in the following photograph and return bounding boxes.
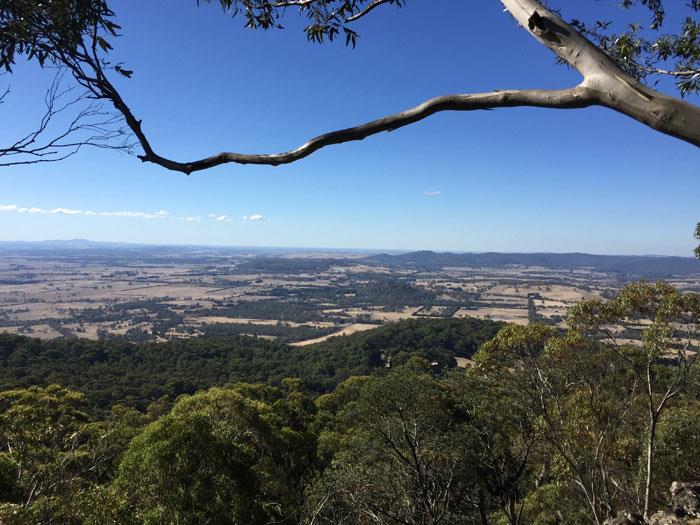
[123,0,699,174]
[133,87,594,174]
[14,0,698,175]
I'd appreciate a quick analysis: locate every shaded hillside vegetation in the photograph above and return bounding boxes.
[0,317,502,411]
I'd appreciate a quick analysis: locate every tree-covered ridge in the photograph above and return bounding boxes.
[309,316,504,367]
[0,317,503,411]
[366,250,700,277]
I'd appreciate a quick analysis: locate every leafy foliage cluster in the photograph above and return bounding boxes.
[2,1,699,96]
[204,0,406,46]
[559,0,700,94]
[0,0,116,71]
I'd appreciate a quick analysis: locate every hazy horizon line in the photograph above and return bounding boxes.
[0,238,697,259]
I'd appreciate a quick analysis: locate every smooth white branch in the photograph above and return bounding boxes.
[7,0,698,174]
[125,0,699,174]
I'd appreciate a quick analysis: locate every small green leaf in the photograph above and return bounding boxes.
[115,65,133,78]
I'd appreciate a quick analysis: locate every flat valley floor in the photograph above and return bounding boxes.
[1,246,699,346]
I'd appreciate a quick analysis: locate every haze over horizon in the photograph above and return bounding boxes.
[1,238,700,259]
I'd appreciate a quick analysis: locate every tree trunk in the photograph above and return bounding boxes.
[479,486,490,525]
[501,0,700,149]
[644,413,659,519]
[587,77,700,148]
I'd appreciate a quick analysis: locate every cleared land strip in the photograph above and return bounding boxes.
[290,323,378,346]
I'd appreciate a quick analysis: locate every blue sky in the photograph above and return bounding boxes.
[0,0,698,255]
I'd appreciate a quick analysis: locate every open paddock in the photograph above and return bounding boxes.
[454,307,528,325]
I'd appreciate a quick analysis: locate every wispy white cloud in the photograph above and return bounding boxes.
[105,210,169,220]
[0,204,170,220]
[0,204,250,224]
[51,208,88,216]
[424,190,441,197]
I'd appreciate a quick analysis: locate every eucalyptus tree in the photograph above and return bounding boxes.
[305,361,483,524]
[473,323,642,524]
[447,370,541,525]
[654,401,700,501]
[568,281,700,520]
[114,383,316,524]
[0,386,93,523]
[0,0,698,172]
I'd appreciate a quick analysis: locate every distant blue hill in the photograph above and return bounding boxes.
[364,251,700,278]
[0,239,140,250]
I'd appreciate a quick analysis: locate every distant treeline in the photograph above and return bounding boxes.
[263,277,438,308]
[203,277,443,323]
[366,250,700,277]
[234,257,346,274]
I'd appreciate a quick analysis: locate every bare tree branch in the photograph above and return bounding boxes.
[646,68,700,78]
[102,0,699,174]
[500,0,700,147]
[0,70,134,167]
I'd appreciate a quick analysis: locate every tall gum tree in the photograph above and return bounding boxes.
[0,0,699,173]
[568,282,700,520]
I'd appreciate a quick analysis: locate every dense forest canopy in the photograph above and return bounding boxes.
[0,283,698,523]
[0,317,503,410]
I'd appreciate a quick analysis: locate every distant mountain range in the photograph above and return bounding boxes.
[365,251,700,277]
[1,241,699,277]
[0,240,379,254]
[0,239,140,250]
[0,239,296,253]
